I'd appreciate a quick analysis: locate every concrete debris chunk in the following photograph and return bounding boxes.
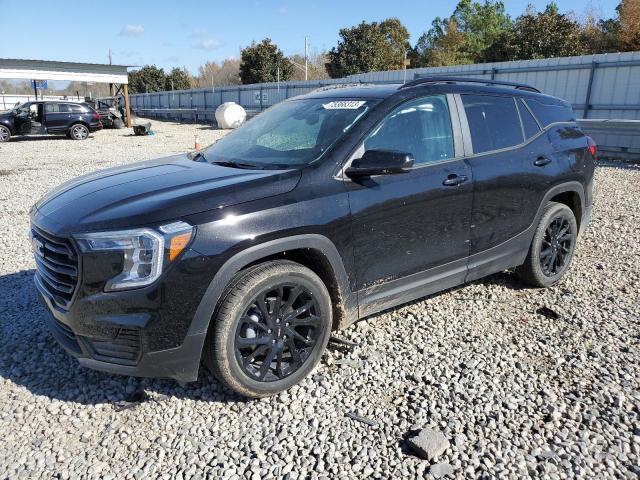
[407,428,450,461]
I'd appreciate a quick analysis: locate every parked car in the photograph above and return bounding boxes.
[84,96,125,129]
[30,78,595,397]
[0,101,102,142]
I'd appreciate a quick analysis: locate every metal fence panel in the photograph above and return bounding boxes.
[130,51,640,155]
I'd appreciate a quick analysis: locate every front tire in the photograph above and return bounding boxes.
[516,202,577,287]
[0,125,11,142]
[69,123,89,140]
[204,260,332,398]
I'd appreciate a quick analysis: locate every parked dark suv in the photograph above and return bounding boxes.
[0,101,102,142]
[30,78,595,397]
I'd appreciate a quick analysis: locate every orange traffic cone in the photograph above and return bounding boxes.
[194,133,201,150]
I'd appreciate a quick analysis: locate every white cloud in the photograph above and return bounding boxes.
[195,38,222,50]
[119,24,144,36]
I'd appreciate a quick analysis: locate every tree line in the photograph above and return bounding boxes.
[127,0,640,93]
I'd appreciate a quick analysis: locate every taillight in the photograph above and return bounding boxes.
[586,136,597,157]
[92,112,100,120]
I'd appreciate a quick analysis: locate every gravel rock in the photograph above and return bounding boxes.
[0,121,639,479]
[430,462,455,478]
[407,428,450,461]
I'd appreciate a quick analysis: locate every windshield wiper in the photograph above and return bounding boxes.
[211,160,263,170]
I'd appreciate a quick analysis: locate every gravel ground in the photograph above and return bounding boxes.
[0,119,639,479]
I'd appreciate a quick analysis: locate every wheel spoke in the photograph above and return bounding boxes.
[540,248,552,259]
[275,350,284,378]
[237,335,271,348]
[289,314,321,327]
[255,293,271,325]
[243,344,269,367]
[286,327,311,344]
[281,286,304,313]
[284,301,313,321]
[257,346,279,380]
[285,336,302,368]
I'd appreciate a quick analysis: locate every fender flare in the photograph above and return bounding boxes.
[187,234,357,342]
[537,181,585,224]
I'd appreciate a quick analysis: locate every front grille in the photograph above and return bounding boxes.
[31,226,79,310]
[86,328,141,365]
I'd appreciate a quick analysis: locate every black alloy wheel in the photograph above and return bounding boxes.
[515,201,578,287]
[539,213,574,277]
[204,260,332,398]
[235,284,322,382]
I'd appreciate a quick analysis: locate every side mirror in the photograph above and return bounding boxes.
[345,149,414,178]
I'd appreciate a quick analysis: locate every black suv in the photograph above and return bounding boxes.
[30,78,595,397]
[0,101,102,142]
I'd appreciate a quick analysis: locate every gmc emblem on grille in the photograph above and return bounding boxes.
[32,237,45,258]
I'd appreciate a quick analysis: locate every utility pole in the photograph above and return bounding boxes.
[108,48,114,96]
[304,36,308,81]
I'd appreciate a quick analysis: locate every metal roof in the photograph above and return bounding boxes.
[0,58,130,84]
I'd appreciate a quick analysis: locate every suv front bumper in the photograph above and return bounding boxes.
[42,291,205,383]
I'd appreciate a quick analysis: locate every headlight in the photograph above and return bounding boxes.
[74,221,193,291]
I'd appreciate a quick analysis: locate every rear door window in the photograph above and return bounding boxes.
[462,95,523,154]
[45,103,71,113]
[524,98,575,127]
[69,104,88,113]
[517,99,541,139]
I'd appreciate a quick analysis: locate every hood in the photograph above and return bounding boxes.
[31,153,301,234]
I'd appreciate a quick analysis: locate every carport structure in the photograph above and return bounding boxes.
[0,58,132,127]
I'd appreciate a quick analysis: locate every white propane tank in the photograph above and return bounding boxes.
[215,102,247,129]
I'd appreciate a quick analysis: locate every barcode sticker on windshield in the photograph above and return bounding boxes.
[322,100,366,110]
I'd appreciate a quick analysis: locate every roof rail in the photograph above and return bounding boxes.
[399,76,541,93]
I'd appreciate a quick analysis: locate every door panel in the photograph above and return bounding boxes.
[459,93,569,255]
[14,104,32,134]
[348,160,472,290]
[44,103,71,132]
[346,95,472,291]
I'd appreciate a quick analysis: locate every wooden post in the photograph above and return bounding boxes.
[123,84,132,127]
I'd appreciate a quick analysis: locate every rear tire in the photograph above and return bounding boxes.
[515,202,577,287]
[0,125,11,142]
[69,123,89,140]
[203,260,332,398]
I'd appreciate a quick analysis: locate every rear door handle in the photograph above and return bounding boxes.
[534,157,552,167]
[442,174,468,186]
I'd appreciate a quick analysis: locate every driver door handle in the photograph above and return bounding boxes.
[442,174,468,186]
[534,156,552,167]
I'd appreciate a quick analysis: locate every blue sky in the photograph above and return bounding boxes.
[0,0,621,73]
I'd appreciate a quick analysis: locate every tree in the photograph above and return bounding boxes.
[618,0,640,50]
[128,65,167,93]
[193,59,241,87]
[165,67,192,91]
[325,18,410,78]
[410,19,471,67]
[581,9,621,54]
[484,3,586,61]
[239,39,294,84]
[411,0,512,67]
[289,52,331,81]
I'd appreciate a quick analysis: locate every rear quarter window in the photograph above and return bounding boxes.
[69,104,89,113]
[524,98,575,127]
[462,94,523,154]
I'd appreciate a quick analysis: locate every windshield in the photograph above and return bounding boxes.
[12,103,29,114]
[201,98,375,169]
